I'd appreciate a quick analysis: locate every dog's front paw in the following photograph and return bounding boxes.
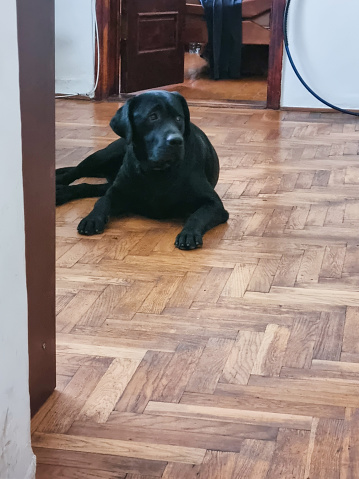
[56,185,73,206]
[77,214,107,236]
[175,229,203,250]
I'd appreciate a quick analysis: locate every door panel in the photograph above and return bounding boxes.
[121,0,185,93]
[138,14,178,51]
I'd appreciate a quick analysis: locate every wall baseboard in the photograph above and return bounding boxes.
[55,79,95,97]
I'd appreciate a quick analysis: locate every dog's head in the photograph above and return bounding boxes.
[110,91,190,172]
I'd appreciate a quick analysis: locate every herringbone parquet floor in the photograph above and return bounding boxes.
[33,99,359,478]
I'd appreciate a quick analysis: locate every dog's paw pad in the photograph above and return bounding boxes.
[77,215,106,236]
[175,230,203,250]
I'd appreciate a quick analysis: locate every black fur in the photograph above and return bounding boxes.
[56,91,229,250]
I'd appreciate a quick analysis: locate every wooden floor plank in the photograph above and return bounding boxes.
[32,432,206,464]
[342,408,359,479]
[221,263,257,298]
[314,311,346,361]
[33,447,167,477]
[37,362,109,433]
[283,315,321,368]
[76,358,140,423]
[145,401,312,430]
[181,390,345,419]
[251,324,291,376]
[36,464,126,479]
[265,429,310,479]
[185,338,235,394]
[150,342,205,403]
[56,290,102,333]
[138,276,183,314]
[343,307,359,354]
[68,417,248,453]
[247,259,280,293]
[194,267,232,303]
[198,440,275,479]
[104,411,278,441]
[115,351,173,414]
[247,376,359,408]
[220,331,264,385]
[307,419,345,479]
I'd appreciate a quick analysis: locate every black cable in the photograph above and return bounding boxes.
[283,0,359,117]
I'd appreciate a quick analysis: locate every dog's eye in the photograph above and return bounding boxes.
[148,113,158,121]
[176,116,182,122]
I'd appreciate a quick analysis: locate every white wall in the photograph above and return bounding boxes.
[281,0,359,109]
[0,4,36,479]
[55,0,96,95]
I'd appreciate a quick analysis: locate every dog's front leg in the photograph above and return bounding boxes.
[175,199,229,250]
[77,177,127,235]
[77,194,113,235]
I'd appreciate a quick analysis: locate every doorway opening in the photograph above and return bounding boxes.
[95,0,285,109]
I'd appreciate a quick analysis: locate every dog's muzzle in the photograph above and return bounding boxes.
[150,135,184,171]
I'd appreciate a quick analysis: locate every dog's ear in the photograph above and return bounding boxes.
[171,92,191,136]
[110,98,133,142]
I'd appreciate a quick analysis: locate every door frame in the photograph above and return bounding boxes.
[17,0,56,416]
[95,0,286,109]
[266,0,286,109]
[95,0,121,100]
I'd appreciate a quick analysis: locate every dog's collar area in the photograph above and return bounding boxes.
[149,157,182,173]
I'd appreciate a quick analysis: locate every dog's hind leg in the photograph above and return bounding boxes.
[56,152,113,186]
[56,138,126,185]
[56,183,110,206]
[55,166,79,185]
[56,167,75,175]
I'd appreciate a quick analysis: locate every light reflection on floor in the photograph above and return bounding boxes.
[163,52,268,102]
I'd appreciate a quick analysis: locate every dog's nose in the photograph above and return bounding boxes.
[167,134,183,146]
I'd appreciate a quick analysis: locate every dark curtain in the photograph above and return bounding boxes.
[201,0,243,80]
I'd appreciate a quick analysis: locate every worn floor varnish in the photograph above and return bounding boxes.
[33,99,359,478]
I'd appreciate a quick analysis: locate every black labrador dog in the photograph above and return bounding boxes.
[56,91,228,250]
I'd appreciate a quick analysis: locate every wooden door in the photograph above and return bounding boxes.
[120,0,186,93]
